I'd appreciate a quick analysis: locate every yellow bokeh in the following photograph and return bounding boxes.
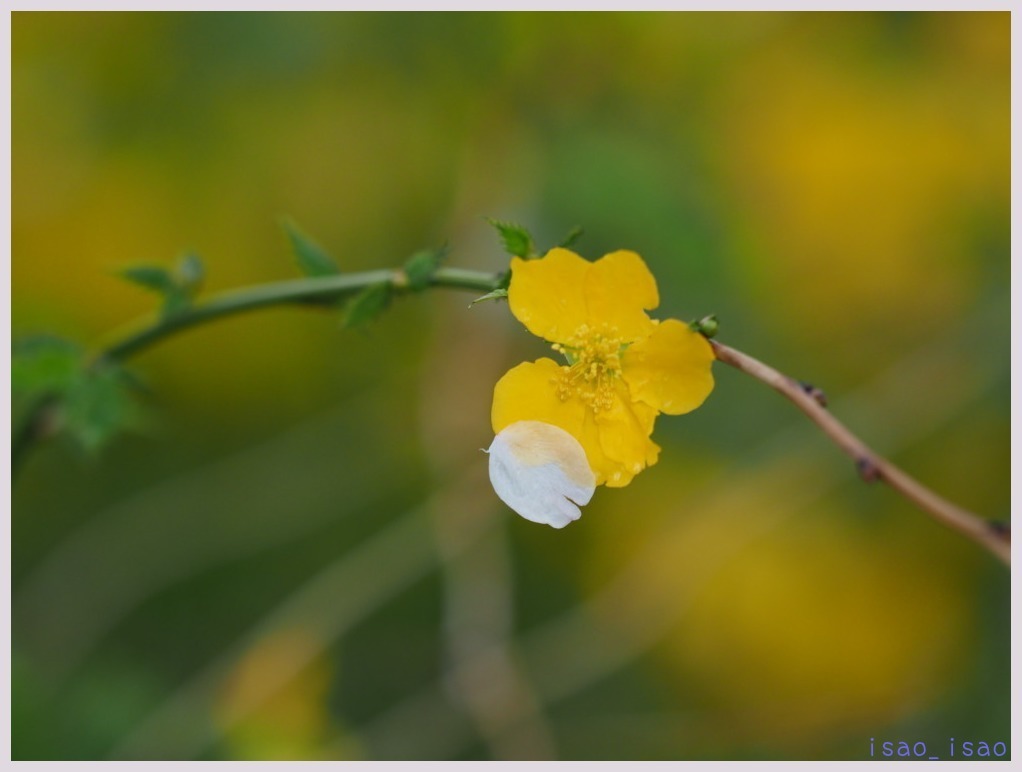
[12,12,1007,761]
[712,13,1008,368]
[216,628,360,760]
[580,452,973,750]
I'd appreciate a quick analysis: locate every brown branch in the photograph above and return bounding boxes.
[709,339,1010,566]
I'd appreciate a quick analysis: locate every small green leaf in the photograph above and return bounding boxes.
[402,246,446,291]
[341,283,392,329]
[177,252,205,293]
[469,268,512,305]
[12,337,145,455]
[486,219,535,259]
[281,218,340,277]
[120,265,178,294]
[558,225,584,249]
[119,263,191,319]
[12,336,83,396]
[62,364,141,454]
[469,288,509,306]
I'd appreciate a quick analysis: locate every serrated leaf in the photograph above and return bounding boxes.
[469,288,509,306]
[12,336,84,396]
[282,218,340,277]
[61,364,141,454]
[177,252,205,293]
[402,246,446,291]
[486,219,535,259]
[341,283,392,329]
[558,225,584,249]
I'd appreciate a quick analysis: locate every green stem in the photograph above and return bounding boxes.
[13,266,503,473]
[100,267,502,363]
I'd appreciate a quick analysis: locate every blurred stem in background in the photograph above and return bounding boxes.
[11,261,1010,566]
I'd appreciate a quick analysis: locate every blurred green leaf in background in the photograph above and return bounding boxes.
[11,11,1009,761]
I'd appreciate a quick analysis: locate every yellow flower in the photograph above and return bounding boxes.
[491,247,715,489]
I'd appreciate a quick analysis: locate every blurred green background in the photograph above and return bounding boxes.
[11,11,1009,761]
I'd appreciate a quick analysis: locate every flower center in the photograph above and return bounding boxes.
[553,324,624,413]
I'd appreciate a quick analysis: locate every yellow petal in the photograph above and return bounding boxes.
[573,411,617,488]
[591,382,661,488]
[584,250,659,342]
[491,358,616,488]
[622,318,715,415]
[507,249,591,344]
[492,357,586,438]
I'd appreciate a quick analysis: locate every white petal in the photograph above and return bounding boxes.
[486,421,596,528]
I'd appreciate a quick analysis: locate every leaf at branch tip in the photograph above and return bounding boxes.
[281,217,340,277]
[470,288,509,307]
[486,218,535,259]
[342,283,393,329]
[558,225,584,249]
[402,245,447,291]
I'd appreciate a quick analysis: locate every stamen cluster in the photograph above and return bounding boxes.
[553,324,623,413]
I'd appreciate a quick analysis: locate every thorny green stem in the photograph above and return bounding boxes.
[11,267,1009,567]
[11,267,503,474]
[99,267,502,362]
